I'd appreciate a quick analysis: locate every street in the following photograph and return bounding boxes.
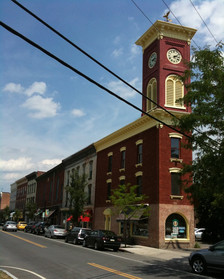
[0,230,221,279]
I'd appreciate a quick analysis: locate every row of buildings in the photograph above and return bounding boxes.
[7,20,197,249]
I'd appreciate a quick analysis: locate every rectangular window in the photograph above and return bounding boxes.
[121,150,126,169]
[88,184,92,205]
[137,144,143,164]
[55,177,59,201]
[171,173,181,195]
[120,179,125,185]
[171,138,180,158]
[107,183,111,200]
[136,176,142,196]
[89,161,93,179]
[108,156,112,172]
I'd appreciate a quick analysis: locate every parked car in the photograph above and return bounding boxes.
[189,240,224,275]
[2,221,17,232]
[65,227,91,244]
[34,222,50,235]
[17,221,27,230]
[83,230,121,251]
[195,228,205,240]
[24,221,36,233]
[44,225,66,238]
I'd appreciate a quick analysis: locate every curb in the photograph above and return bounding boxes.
[0,269,18,279]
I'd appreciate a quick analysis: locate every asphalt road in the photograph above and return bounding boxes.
[0,230,217,279]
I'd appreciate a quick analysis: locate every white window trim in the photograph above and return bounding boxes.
[165,75,186,109]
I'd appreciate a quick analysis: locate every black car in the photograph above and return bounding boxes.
[34,222,50,235]
[24,221,36,233]
[189,240,224,275]
[83,230,121,251]
[65,227,91,244]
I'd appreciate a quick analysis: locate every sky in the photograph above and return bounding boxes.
[1,0,224,192]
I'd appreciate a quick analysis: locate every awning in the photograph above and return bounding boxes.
[45,210,56,218]
[79,209,92,222]
[67,215,73,222]
[117,207,148,222]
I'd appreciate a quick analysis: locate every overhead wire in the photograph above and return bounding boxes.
[188,0,219,46]
[0,21,193,141]
[10,0,180,123]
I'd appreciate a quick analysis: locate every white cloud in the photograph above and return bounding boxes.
[71,109,85,117]
[3,172,22,181]
[107,77,139,99]
[25,81,46,96]
[40,159,61,167]
[3,82,24,93]
[0,157,34,171]
[113,36,121,45]
[169,0,224,45]
[22,95,60,119]
[112,48,123,58]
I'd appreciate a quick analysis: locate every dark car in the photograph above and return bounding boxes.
[189,240,224,275]
[83,229,121,251]
[34,222,50,235]
[65,227,91,244]
[24,221,36,233]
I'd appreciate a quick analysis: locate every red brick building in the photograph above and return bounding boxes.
[36,163,64,224]
[94,20,197,248]
[0,192,10,210]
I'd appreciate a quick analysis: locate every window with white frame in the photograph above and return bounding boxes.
[165,75,185,108]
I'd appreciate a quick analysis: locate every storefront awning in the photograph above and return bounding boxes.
[117,207,148,222]
[45,210,56,218]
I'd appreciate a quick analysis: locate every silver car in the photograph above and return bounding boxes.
[44,225,66,238]
[2,221,17,232]
[189,240,224,274]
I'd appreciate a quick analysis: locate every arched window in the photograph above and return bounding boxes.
[147,78,157,111]
[165,75,185,108]
[165,213,187,239]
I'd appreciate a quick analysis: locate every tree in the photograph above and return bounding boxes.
[13,209,22,222]
[177,46,224,241]
[110,183,150,247]
[65,169,88,227]
[2,206,10,221]
[25,202,37,221]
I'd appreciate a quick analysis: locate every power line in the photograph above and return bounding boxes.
[189,0,219,45]
[0,21,193,141]
[161,0,201,50]
[11,0,182,124]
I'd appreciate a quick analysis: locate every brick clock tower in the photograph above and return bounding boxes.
[135,21,197,248]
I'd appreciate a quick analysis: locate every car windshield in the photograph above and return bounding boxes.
[7,221,16,224]
[54,225,64,229]
[101,230,116,237]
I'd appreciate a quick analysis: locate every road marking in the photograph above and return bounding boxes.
[1,231,47,248]
[88,263,142,279]
[0,266,46,279]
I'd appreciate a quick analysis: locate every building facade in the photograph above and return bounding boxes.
[93,20,197,249]
[61,144,97,228]
[9,182,17,211]
[0,192,10,210]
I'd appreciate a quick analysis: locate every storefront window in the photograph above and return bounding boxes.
[132,218,149,237]
[165,213,187,239]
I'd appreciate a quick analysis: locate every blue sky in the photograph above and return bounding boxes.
[1,0,223,192]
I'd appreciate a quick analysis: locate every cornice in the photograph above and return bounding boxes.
[135,20,197,51]
[94,109,190,152]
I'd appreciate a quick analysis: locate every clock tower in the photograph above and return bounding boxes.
[136,20,197,115]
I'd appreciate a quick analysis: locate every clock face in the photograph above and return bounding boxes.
[148,52,157,68]
[167,49,182,64]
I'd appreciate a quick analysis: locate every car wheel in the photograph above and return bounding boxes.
[65,236,68,243]
[83,240,87,247]
[94,241,100,250]
[73,238,78,245]
[191,256,207,275]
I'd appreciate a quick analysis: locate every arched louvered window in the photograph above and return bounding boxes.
[146,78,157,111]
[165,75,184,108]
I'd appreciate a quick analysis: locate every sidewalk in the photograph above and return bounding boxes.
[120,243,210,261]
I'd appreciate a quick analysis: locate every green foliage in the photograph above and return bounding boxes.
[65,169,88,226]
[1,206,10,221]
[178,46,224,240]
[110,183,150,246]
[13,209,22,222]
[25,202,37,221]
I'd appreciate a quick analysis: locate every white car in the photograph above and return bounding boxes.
[44,225,66,238]
[2,221,17,232]
[195,228,205,240]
